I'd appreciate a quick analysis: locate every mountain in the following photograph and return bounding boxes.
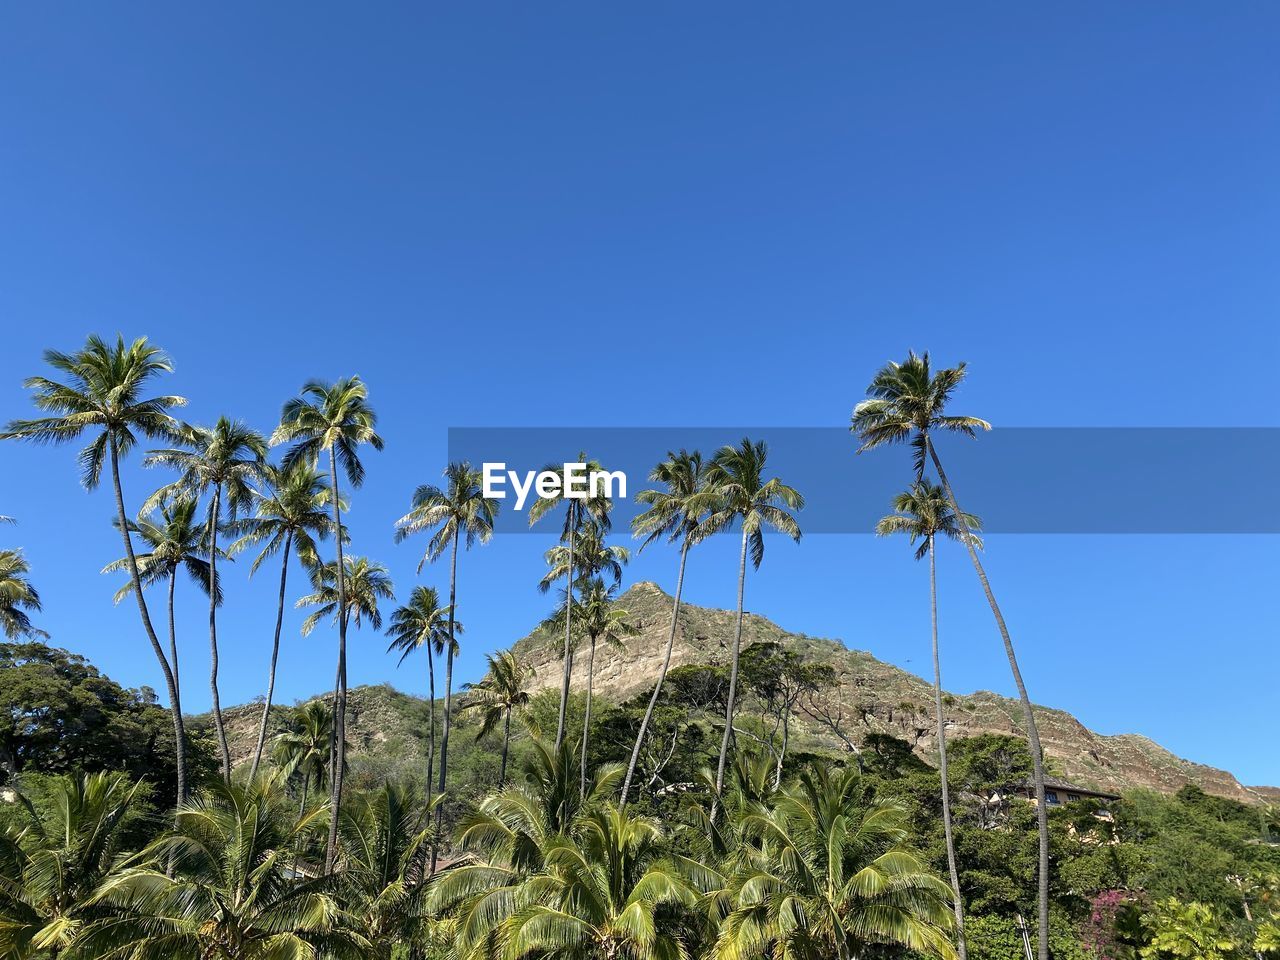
[210,581,1271,804]
[508,581,1269,804]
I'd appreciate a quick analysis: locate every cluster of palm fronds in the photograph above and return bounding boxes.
[0,733,960,960]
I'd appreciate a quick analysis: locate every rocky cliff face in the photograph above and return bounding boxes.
[510,581,1270,804]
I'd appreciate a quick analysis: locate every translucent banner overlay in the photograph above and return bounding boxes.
[447,427,1280,534]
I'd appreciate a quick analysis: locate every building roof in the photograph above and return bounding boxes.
[1017,776,1120,801]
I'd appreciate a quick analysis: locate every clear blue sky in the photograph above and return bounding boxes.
[1,4,1277,784]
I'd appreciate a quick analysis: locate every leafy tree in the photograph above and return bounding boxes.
[0,551,45,642]
[738,641,835,788]
[393,461,496,871]
[853,350,1054,960]
[877,478,981,959]
[464,650,531,787]
[273,376,383,871]
[1140,898,1238,959]
[0,643,189,802]
[689,438,802,819]
[0,772,144,960]
[622,449,710,808]
[103,497,217,714]
[230,461,337,780]
[2,335,190,803]
[527,454,613,751]
[144,417,267,780]
[82,778,369,960]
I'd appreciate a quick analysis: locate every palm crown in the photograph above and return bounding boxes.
[142,416,267,519]
[693,438,803,568]
[538,518,629,593]
[876,480,982,560]
[384,585,461,665]
[230,462,337,574]
[851,351,990,477]
[631,449,709,551]
[0,549,47,640]
[464,650,532,742]
[1,335,186,487]
[298,556,395,635]
[102,497,221,604]
[393,462,497,573]
[272,377,383,486]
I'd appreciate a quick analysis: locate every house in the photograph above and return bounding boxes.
[1002,776,1120,818]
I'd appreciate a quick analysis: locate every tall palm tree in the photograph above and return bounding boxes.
[82,779,369,960]
[527,455,612,751]
[1,335,189,803]
[272,376,382,871]
[852,350,1051,960]
[692,438,802,817]
[0,772,144,960]
[713,765,957,960]
[877,479,982,960]
[384,585,460,809]
[103,497,219,705]
[621,449,710,807]
[536,518,628,593]
[144,417,267,780]
[548,579,637,798]
[393,461,496,867]
[463,650,531,787]
[231,462,336,780]
[0,549,47,640]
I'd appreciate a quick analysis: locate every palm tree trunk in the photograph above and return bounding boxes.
[775,710,789,789]
[207,484,232,781]
[621,542,687,807]
[167,569,180,703]
[325,444,348,873]
[713,526,750,821]
[555,502,577,750]
[250,532,292,781]
[108,436,187,807]
[432,529,460,874]
[927,438,1048,960]
[581,633,597,799]
[930,534,967,960]
[425,630,436,809]
[499,706,511,787]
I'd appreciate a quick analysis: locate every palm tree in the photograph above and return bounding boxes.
[271,700,334,818]
[384,585,460,809]
[272,376,382,871]
[692,438,802,817]
[393,461,496,868]
[336,782,436,959]
[0,549,47,640]
[231,462,336,780]
[852,350,1051,960]
[464,650,532,788]
[82,778,369,960]
[427,737,625,956]
[877,479,982,960]
[0,772,143,960]
[144,417,267,780]
[102,497,218,705]
[536,518,628,593]
[493,804,700,960]
[527,455,613,751]
[713,765,957,960]
[547,579,637,798]
[298,556,395,637]
[621,449,710,807]
[1,335,190,803]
